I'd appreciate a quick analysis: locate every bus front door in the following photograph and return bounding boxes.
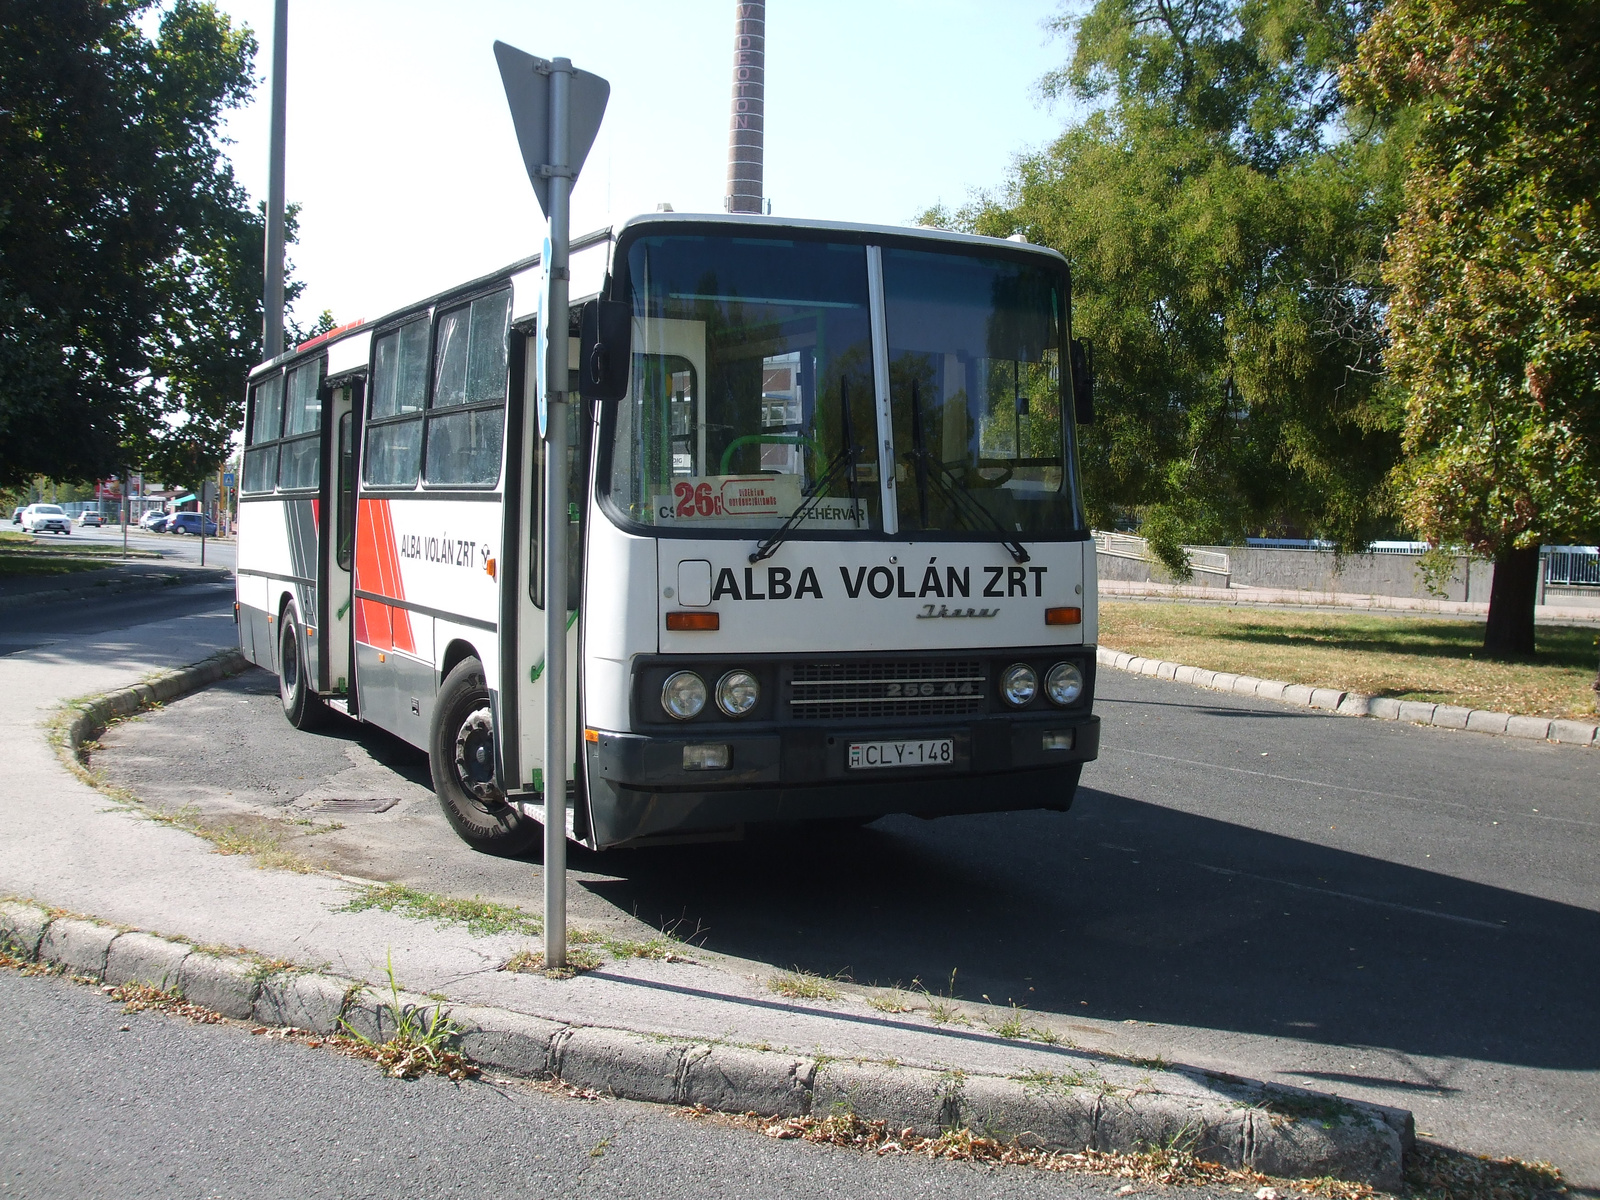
[325,383,358,700]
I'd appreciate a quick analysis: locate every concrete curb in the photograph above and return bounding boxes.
[56,648,250,756]
[0,898,1412,1187]
[1098,646,1598,746]
[0,565,230,614]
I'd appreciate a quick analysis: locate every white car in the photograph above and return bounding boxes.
[21,504,72,534]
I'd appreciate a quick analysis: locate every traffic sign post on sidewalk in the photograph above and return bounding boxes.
[495,41,609,970]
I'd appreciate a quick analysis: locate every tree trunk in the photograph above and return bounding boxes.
[1483,546,1541,656]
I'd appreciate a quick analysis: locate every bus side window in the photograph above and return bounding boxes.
[364,320,427,488]
[277,359,324,491]
[242,374,285,494]
[336,409,355,571]
[424,289,510,488]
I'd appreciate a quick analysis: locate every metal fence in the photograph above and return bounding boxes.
[1545,547,1600,587]
[1093,531,1230,578]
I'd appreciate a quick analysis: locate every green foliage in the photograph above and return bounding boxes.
[927,0,1405,556]
[0,0,302,492]
[1346,0,1600,558]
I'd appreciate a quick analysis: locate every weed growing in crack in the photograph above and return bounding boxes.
[502,947,605,979]
[867,991,914,1013]
[915,970,970,1026]
[338,954,475,1080]
[767,970,842,1001]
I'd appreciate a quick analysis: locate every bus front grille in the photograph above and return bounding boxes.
[788,659,988,720]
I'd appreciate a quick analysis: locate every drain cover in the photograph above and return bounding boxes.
[312,797,400,814]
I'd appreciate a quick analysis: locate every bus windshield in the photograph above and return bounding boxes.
[883,248,1080,539]
[606,233,1081,539]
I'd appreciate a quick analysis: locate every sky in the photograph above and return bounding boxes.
[204,0,1084,331]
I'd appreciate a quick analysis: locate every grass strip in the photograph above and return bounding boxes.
[337,882,543,938]
[1101,601,1599,720]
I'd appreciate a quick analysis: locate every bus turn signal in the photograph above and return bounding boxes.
[1045,607,1083,626]
[666,611,720,631]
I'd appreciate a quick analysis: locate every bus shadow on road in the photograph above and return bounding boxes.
[578,786,1600,1075]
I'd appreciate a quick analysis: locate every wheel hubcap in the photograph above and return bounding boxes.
[453,707,502,803]
[281,627,299,693]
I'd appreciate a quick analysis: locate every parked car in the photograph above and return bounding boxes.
[21,504,72,534]
[139,510,171,532]
[77,511,106,527]
[168,512,218,536]
[10,507,21,524]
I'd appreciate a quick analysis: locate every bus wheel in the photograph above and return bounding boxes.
[429,658,539,856]
[277,609,324,730]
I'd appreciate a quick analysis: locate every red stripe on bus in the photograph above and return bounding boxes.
[353,498,414,656]
[353,498,393,651]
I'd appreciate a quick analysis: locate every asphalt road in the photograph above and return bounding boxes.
[0,967,1129,1200]
[64,524,237,570]
[82,584,1600,1179]
[0,576,236,659]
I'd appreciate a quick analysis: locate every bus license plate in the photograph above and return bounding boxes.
[847,738,954,770]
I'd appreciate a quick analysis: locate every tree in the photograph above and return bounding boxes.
[0,0,276,492]
[1347,0,1600,655]
[926,0,1405,574]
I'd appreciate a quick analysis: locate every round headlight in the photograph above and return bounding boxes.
[715,669,760,717]
[1046,661,1084,706]
[1000,663,1038,708]
[660,671,707,720]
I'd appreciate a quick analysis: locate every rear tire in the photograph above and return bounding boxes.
[277,609,325,730]
[429,657,540,856]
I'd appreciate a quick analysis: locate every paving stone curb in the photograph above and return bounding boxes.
[0,899,1412,1187]
[56,647,250,756]
[1098,646,1598,746]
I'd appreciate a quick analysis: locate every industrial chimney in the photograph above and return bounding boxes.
[724,1,765,214]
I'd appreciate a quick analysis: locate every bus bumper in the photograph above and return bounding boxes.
[583,713,1098,848]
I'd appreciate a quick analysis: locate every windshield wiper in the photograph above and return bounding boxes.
[749,378,861,564]
[907,379,1030,564]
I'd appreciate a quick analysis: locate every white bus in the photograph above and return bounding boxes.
[235,213,1101,852]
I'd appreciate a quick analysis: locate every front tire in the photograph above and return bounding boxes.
[277,609,324,730]
[429,658,540,856]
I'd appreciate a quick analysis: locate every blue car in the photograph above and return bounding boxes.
[168,512,218,536]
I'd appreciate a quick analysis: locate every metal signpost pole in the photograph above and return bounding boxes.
[495,38,607,974]
[200,481,209,566]
[541,57,574,970]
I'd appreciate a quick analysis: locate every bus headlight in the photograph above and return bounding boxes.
[1000,663,1038,707]
[661,671,707,720]
[1046,661,1084,706]
[715,669,760,717]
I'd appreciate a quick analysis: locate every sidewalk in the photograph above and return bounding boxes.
[0,610,1407,1184]
[1100,578,1600,623]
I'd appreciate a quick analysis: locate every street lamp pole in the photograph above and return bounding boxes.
[263,0,288,361]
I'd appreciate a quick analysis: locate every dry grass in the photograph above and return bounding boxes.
[106,981,224,1023]
[702,1109,1376,1193]
[502,947,605,979]
[1404,1144,1565,1200]
[767,971,842,1001]
[339,884,544,937]
[688,1110,1565,1200]
[1101,601,1599,720]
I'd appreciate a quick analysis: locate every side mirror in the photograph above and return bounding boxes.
[579,300,631,402]
[1070,338,1094,426]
